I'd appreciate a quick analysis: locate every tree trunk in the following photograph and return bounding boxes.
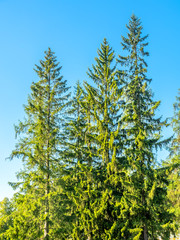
[44,73,51,240]
[142,191,148,240]
[143,225,148,240]
[44,164,50,240]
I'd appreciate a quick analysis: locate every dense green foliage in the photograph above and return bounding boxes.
[166,89,180,234]
[0,49,70,240]
[117,15,175,240]
[0,15,179,240]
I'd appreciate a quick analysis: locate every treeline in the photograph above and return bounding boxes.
[0,15,179,240]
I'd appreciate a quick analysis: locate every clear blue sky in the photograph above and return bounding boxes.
[0,0,179,201]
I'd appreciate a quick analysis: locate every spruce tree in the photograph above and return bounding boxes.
[64,81,86,166]
[64,81,96,240]
[62,81,88,239]
[167,89,180,235]
[71,39,125,239]
[6,48,70,240]
[117,14,174,240]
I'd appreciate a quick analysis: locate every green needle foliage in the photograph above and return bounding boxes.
[0,198,13,239]
[62,82,89,239]
[65,81,87,166]
[3,48,70,240]
[71,38,126,239]
[0,15,177,240]
[167,89,180,234]
[117,14,175,240]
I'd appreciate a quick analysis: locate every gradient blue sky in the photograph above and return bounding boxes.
[0,0,179,201]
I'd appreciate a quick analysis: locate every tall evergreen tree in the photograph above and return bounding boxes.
[64,81,97,240]
[62,81,88,239]
[4,48,70,240]
[70,39,126,239]
[167,89,180,235]
[117,14,174,240]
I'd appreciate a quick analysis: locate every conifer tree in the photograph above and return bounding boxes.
[64,81,86,166]
[117,14,175,240]
[5,48,70,240]
[63,81,96,240]
[71,39,125,239]
[62,82,88,239]
[167,89,180,235]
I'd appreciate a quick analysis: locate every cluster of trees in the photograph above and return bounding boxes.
[0,15,179,240]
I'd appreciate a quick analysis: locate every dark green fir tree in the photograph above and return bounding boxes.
[65,81,97,240]
[71,39,126,239]
[62,81,89,239]
[166,89,180,236]
[117,14,175,240]
[3,48,70,240]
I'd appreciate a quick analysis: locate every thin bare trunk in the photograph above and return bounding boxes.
[143,225,148,240]
[142,191,148,240]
